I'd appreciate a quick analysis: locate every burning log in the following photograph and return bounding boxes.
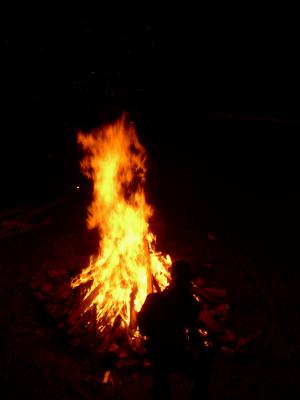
[144,237,153,295]
[67,281,103,329]
[129,285,138,330]
[193,286,227,303]
[102,370,112,384]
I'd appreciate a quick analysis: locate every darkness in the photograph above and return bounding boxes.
[2,6,300,245]
[1,5,300,398]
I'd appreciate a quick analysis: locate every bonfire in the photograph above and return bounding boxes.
[69,115,171,343]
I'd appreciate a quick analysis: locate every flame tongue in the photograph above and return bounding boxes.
[71,116,171,334]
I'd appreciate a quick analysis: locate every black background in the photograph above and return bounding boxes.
[1,6,300,252]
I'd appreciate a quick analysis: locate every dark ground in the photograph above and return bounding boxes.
[1,7,300,399]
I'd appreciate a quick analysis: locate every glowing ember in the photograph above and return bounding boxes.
[71,115,171,335]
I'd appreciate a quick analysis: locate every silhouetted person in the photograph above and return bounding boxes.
[138,259,209,399]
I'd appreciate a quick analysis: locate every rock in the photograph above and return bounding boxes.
[131,372,140,380]
[115,359,136,369]
[69,337,82,347]
[220,345,233,355]
[143,359,152,369]
[45,303,63,320]
[118,350,128,359]
[48,269,67,278]
[30,281,39,290]
[208,232,217,241]
[219,329,237,343]
[57,283,72,300]
[32,291,47,301]
[40,282,53,294]
[108,343,120,353]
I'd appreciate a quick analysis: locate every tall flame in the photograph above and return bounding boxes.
[71,116,171,334]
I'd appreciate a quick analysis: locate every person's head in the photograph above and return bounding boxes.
[170,259,192,291]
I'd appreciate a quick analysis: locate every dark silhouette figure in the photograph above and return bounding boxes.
[138,259,209,399]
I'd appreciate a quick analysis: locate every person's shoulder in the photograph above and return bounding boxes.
[143,291,170,308]
[146,291,165,302]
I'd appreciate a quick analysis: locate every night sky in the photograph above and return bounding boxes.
[2,6,300,222]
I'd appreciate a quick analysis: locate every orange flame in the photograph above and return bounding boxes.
[71,116,171,333]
